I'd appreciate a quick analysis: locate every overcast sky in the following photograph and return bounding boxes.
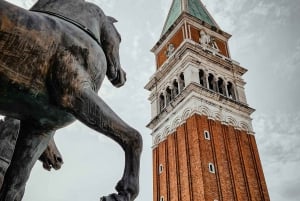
[3,0,300,201]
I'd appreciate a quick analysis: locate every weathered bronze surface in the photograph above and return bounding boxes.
[0,117,19,190]
[0,118,63,189]
[0,0,142,200]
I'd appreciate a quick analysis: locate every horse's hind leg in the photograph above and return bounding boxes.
[0,122,53,201]
[0,117,20,190]
[39,134,64,171]
[66,87,142,201]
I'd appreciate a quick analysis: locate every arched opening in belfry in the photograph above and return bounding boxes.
[159,93,165,112]
[217,77,226,96]
[208,73,216,91]
[199,69,206,87]
[172,79,179,97]
[227,81,236,100]
[179,73,185,91]
[166,87,172,105]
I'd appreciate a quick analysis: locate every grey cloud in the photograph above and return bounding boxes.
[254,112,300,162]
[282,180,300,201]
[253,112,300,201]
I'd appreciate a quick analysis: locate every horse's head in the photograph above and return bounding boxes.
[101,16,126,88]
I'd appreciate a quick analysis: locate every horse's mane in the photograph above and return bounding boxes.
[30,0,105,42]
[31,0,85,10]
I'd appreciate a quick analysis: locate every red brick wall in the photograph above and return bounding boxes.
[214,122,235,200]
[240,130,261,200]
[250,135,270,200]
[177,125,191,201]
[166,134,179,201]
[156,27,184,69]
[158,141,168,200]
[152,114,270,201]
[227,126,249,200]
[186,116,205,201]
[199,117,219,200]
[153,149,158,201]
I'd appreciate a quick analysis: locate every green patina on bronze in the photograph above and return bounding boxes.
[162,0,217,35]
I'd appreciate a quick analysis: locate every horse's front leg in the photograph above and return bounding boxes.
[66,87,142,201]
[0,122,54,201]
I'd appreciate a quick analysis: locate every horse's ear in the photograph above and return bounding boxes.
[108,16,118,23]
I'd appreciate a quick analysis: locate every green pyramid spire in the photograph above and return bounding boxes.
[162,0,218,35]
[162,0,182,35]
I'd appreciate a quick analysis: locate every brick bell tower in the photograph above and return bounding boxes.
[145,0,270,201]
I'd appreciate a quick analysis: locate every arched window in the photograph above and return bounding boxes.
[179,73,185,91]
[217,78,226,96]
[208,73,216,91]
[199,69,206,87]
[227,82,236,100]
[172,80,179,97]
[166,87,172,105]
[159,93,165,112]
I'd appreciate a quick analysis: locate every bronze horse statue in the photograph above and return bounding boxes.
[0,0,142,201]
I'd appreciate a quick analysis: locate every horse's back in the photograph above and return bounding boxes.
[1,1,102,87]
[0,1,61,90]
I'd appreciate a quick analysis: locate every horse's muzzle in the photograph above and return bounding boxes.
[111,68,126,88]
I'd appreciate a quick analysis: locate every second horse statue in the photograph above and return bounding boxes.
[0,0,142,201]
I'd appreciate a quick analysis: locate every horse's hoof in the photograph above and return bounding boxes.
[100,193,129,201]
[115,178,138,200]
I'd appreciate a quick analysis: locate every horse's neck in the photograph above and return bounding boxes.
[30,0,103,41]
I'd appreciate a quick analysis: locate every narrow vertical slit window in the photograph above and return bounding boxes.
[204,130,210,140]
[160,196,164,201]
[209,163,215,173]
[159,164,163,174]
